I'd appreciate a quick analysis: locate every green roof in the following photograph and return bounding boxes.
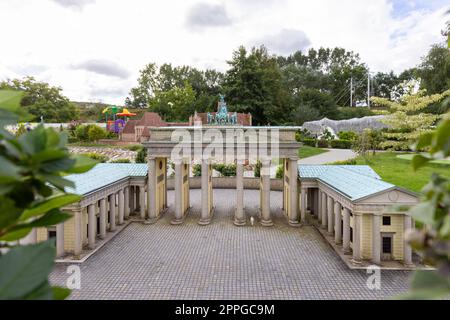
[65,163,147,196]
[298,165,394,201]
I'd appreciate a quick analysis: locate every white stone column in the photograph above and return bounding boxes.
[343,208,351,254]
[334,202,342,244]
[404,215,413,266]
[321,192,327,229]
[289,158,300,227]
[327,196,334,234]
[73,209,83,257]
[118,189,125,225]
[124,186,130,219]
[29,228,38,244]
[56,223,64,257]
[300,187,307,223]
[172,162,184,225]
[234,162,245,226]
[139,186,145,219]
[352,213,362,264]
[260,159,273,227]
[147,157,157,223]
[88,204,96,249]
[200,159,211,225]
[372,213,381,265]
[99,198,107,239]
[109,194,116,232]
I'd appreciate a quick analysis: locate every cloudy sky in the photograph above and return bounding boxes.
[0,0,448,104]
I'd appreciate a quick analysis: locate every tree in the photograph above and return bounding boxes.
[223,46,289,125]
[289,89,337,125]
[0,92,96,299]
[416,44,450,94]
[371,83,450,150]
[0,77,79,123]
[148,82,196,122]
[126,63,223,113]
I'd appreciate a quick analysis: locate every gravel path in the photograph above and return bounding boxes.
[69,146,137,162]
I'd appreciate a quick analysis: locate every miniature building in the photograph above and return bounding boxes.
[298,165,419,265]
[22,98,419,268]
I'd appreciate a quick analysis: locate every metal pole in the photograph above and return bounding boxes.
[350,77,353,107]
[367,71,371,108]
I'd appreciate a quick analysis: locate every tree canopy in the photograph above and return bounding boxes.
[0,77,79,123]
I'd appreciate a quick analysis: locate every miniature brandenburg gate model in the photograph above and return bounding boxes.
[22,96,419,268]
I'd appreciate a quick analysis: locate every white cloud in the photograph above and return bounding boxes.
[0,0,447,104]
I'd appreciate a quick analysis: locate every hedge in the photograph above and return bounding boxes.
[317,139,329,148]
[330,139,352,149]
[302,138,317,147]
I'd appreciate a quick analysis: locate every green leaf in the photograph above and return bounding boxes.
[0,241,56,300]
[396,271,450,300]
[415,132,433,150]
[20,194,81,221]
[0,227,32,242]
[0,156,21,183]
[0,197,23,229]
[18,125,47,155]
[22,281,54,300]
[408,202,435,226]
[31,149,68,163]
[52,286,71,300]
[412,154,431,171]
[40,174,74,190]
[65,154,98,174]
[439,215,450,238]
[13,209,71,231]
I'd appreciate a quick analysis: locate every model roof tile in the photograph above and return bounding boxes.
[65,163,148,196]
[298,165,392,201]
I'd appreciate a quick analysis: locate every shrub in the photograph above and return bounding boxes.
[338,131,358,141]
[87,125,107,142]
[74,124,91,141]
[110,158,131,163]
[213,163,236,177]
[254,161,261,178]
[135,148,147,163]
[331,159,357,165]
[125,144,142,151]
[192,164,201,177]
[330,139,353,149]
[275,165,284,179]
[82,152,109,163]
[302,138,317,147]
[317,139,329,148]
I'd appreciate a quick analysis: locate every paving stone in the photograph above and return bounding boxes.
[50,189,412,299]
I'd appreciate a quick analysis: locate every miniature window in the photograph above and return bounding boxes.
[382,216,391,226]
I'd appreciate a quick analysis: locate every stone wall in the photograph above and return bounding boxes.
[167,177,283,191]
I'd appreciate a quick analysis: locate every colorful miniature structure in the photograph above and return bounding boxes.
[103,106,136,134]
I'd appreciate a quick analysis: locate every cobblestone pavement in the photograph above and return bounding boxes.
[298,148,357,165]
[69,146,137,162]
[50,189,412,300]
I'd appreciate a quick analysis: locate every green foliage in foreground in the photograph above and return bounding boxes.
[0,103,97,299]
[398,111,450,300]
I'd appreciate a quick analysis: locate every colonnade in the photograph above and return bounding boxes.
[300,187,413,265]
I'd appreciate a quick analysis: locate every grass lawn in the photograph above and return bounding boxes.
[352,152,450,193]
[299,145,327,159]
